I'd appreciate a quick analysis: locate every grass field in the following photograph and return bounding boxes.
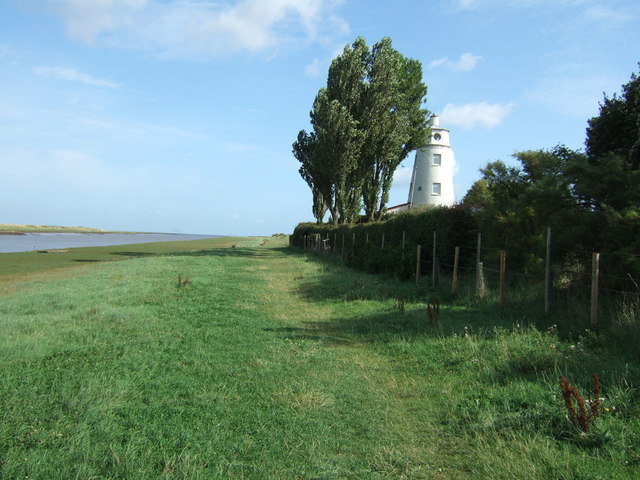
[0,236,638,478]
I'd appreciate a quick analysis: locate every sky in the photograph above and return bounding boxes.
[0,0,639,235]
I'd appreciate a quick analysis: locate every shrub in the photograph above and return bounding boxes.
[291,206,477,279]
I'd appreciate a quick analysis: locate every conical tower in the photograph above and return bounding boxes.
[407,114,455,207]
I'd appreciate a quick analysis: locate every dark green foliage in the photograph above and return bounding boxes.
[292,206,477,279]
[462,64,640,287]
[457,65,640,291]
[586,64,640,168]
[293,36,429,224]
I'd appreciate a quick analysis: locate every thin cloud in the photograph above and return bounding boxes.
[305,58,323,77]
[581,4,637,29]
[0,44,22,64]
[441,102,515,130]
[429,53,483,72]
[49,0,348,59]
[454,0,639,19]
[525,72,618,118]
[453,0,583,10]
[34,66,120,88]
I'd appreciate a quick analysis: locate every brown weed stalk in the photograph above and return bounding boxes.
[427,299,440,326]
[397,295,405,314]
[559,374,601,432]
[591,373,601,419]
[177,275,190,288]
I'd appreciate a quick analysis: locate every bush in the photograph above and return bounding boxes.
[291,206,477,279]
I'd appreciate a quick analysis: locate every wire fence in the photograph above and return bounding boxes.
[298,228,640,326]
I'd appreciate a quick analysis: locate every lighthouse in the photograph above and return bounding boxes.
[407,114,455,208]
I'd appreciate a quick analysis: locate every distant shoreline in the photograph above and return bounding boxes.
[0,224,148,235]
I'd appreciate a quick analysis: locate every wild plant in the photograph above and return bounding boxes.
[397,295,405,314]
[427,298,440,326]
[177,275,190,288]
[559,374,601,432]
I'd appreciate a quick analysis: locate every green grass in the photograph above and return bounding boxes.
[0,236,638,478]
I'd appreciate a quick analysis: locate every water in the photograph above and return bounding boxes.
[0,233,222,253]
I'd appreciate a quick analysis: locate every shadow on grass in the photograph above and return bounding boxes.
[103,245,293,261]
[168,245,294,259]
[290,248,597,338]
[110,251,159,258]
[174,248,280,258]
[268,306,618,386]
[266,305,451,346]
[263,326,354,346]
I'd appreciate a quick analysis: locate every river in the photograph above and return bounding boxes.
[0,233,222,253]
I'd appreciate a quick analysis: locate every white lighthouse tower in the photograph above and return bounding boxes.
[407,114,455,208]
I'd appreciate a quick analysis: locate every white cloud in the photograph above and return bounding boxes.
[429,53,483,72]
[34,66,120,88]
[305,57,323,77]
[580,4,637,30]
[49,0,348,59]
[440,102,516,130]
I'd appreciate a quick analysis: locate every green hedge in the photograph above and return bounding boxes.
[291,206,477,279]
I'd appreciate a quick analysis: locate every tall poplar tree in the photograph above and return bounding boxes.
[310,88,363,225]
[360,38,429,221]
[293,129,326,224]
[293,36,429,223]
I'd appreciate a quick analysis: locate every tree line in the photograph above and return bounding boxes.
[293,37,430,225]
[462,65,640,279]
[292,56,639,285]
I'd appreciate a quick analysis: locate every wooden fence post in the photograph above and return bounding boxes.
[402,231,406,262]
[591,253,600,326]
[381,232,385,250]
[499,250,506,306]
[477,262,486,298]
[366,233,369,245]
[452,246,460,294]
[432,231,438,287]
[341,234,345,262]
[416,245,422,285]
[545,227,552,314]
[333,233,337,255]
[475,233,482,295]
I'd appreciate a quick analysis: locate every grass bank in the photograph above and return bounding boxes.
[0,236,256,285]
[0,236,638,478]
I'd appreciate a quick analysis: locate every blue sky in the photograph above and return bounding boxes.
[1,0,638,235]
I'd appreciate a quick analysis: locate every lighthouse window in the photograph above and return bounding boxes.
[433,133,442,141]
[432,183,441,195]
[433,154,441,166]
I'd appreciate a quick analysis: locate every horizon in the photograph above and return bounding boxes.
[1,0,638,236]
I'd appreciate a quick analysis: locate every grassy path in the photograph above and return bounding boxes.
[1,237,638,478]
